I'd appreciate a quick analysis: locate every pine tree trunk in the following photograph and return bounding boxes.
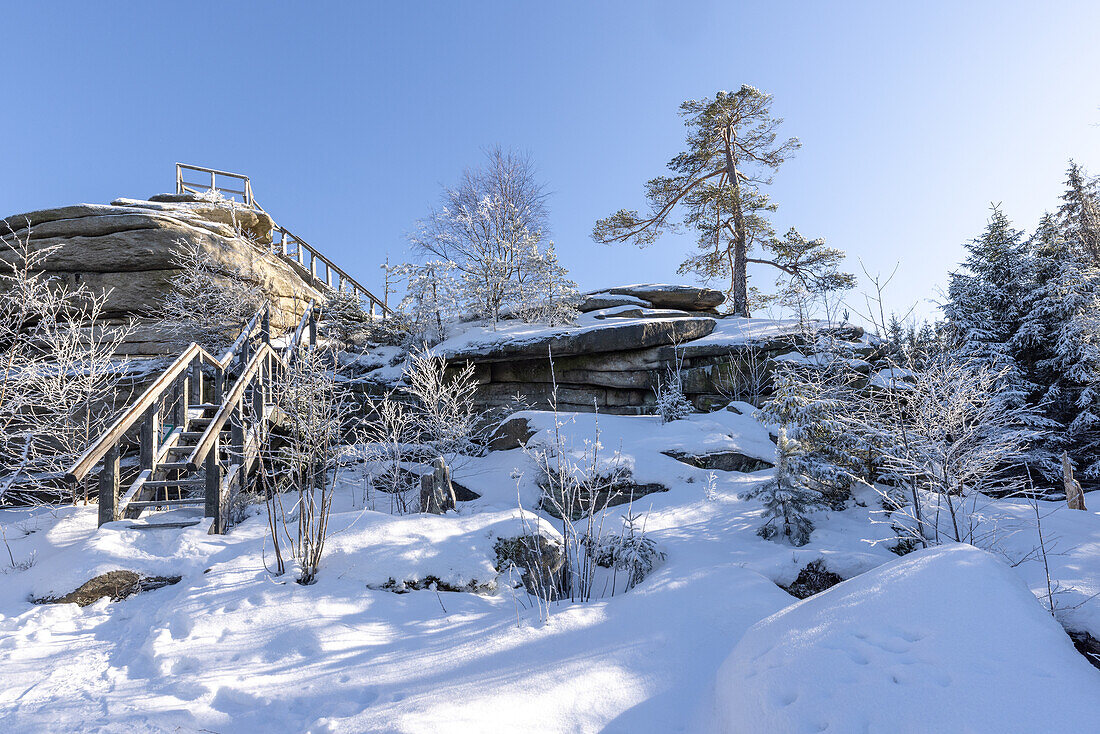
[723,133,750,317]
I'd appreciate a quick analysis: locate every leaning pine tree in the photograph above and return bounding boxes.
[593,85,852,316]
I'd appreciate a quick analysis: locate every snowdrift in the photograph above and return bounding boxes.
[710,544,1100,733]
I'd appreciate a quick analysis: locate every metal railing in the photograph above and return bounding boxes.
[175,163,391,318]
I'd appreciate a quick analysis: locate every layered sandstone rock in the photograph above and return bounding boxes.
[424,285,871,414]
[1,195,322,355]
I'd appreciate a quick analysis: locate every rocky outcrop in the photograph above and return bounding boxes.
[1,195,322,355]
[443,316,717,363]
[435,286,873,414]
[600,284,725,311]
[33,570,181,607]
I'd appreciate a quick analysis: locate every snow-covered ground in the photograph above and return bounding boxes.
[1,407,1098,732]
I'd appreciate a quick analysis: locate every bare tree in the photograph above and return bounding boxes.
[260,346,348,584]
[410,147,550,326]
[866,360,1041,546]
[157,239,265,353]
[1,225,130,504]
[358,349,496,512]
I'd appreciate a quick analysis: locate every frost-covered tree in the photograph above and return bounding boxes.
[740,428,825,546]
[943,205,1052,481]
[756,356,870,502]
[869,360,1042,545]
[592,85,852,316]
[653,351,694,423]
[158,239,265,353]
[410,147,549,327]
[1017,204,1100,480]
[1057,160,1100,262]
[518,242,580,326]
[945,206,1032,379]
[0,226,130,503]
[386,260,460,344]
[258,345,348,583]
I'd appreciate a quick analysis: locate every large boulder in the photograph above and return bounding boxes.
[576,293,653,312]
[444,316,717,363]
[1,196,323,354]
[600,284,725,311]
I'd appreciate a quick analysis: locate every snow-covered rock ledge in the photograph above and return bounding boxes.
[410,284,874,414]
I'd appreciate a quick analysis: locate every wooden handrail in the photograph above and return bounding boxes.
[284,300,315,361]
[276,225,391,316]
[219,305,268,367]
[186,343,281,471]
[174,163,390,318]
[65,343,221,483]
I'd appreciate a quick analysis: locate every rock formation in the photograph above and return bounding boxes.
[1,194,322,355]
[427,284,873,414]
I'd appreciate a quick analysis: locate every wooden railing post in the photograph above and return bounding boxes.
[97,445,120,526]
[139,403,159,471]
[230,399,246,492]
[190,357,203,405]
[205,435,224,533]
[261,308,270,346]
[173,372,188,430]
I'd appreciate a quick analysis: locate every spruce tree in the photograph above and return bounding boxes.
[1017,177,1100,480]
[944,205,1035,414]
[740,428,826,546]
[1057,160,1100,262]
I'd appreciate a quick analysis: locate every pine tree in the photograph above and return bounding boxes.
[740,428,826,546]
[592,86,852,316]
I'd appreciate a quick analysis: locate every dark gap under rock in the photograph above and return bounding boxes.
[1067,629,1100,671]
[663,450,774,473]
[33,570,181,607]
[374,575,493,595]
[539,482,668,520]
[781,559,844,599]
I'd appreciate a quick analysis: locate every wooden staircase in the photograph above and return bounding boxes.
[66,302,319,533]
[66,165,385,533]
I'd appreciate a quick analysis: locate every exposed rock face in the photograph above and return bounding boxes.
[33,570,181,606]
[663,449,774,473]
[576,293,652,312]
[443,316,717,363]
[1,195,322,355]
[437,285,873,414]
[601,284,725,311]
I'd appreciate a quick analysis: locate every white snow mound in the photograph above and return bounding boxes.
[710,544,1100,734]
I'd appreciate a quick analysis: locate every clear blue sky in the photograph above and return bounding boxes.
[2,1,1098,323]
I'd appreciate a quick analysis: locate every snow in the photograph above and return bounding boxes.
[869,366,916,388]
[1,405,1098,732]
[430,308,714,359]
[709,544,1100,733]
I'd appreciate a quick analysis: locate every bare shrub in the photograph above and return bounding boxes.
[1,225,131,504]
[259,346,349,583]
[158,239,265,353]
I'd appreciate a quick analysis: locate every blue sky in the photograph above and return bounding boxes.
[2,1,1098,323]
